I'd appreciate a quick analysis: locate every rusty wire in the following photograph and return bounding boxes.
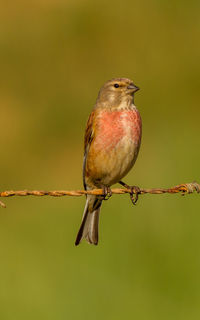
[0,181,199,208]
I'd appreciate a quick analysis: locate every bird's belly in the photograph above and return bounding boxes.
[86,109,142,187]
[97,136,137,186]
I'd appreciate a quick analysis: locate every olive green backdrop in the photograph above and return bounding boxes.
[0,0,200,319]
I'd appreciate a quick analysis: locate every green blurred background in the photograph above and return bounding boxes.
[0,0,200,319]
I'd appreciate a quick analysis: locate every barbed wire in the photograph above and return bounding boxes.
[0,181,199,208]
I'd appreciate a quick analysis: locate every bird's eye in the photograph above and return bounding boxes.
[114,83,119,88]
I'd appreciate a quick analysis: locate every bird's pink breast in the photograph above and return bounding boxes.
[95,108,142,150]
[85,107,142,187]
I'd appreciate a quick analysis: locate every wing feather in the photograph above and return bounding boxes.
[83,111,96,190]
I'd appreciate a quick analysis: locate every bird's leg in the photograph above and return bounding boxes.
[100,185,112,201]
[119,181,141,205]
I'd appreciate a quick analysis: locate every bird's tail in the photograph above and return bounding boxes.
[75,195,102,246]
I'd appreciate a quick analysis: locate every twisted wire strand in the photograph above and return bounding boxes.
[0,181,199,208]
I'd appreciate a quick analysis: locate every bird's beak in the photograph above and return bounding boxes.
[127,84,140,92]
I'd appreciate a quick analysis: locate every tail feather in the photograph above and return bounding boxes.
[75,195,102,246]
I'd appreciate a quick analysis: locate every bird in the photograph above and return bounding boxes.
[75,77,142,246]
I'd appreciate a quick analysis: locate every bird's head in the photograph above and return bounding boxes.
[96,78,139,109]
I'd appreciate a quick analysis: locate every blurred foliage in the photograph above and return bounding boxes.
[0,0,200,319]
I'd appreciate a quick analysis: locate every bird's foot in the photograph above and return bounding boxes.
[100,186,112,201]
[119,181,141,205]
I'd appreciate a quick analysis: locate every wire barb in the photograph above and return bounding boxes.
[0,181,199,208]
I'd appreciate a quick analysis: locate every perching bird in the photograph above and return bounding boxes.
[75,78,142,245]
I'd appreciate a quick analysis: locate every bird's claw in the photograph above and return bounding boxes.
[100,186,112,201]
[129,186,141,205]
[119,181,141,205]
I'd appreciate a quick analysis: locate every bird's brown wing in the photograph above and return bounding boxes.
[83,111,96,190]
